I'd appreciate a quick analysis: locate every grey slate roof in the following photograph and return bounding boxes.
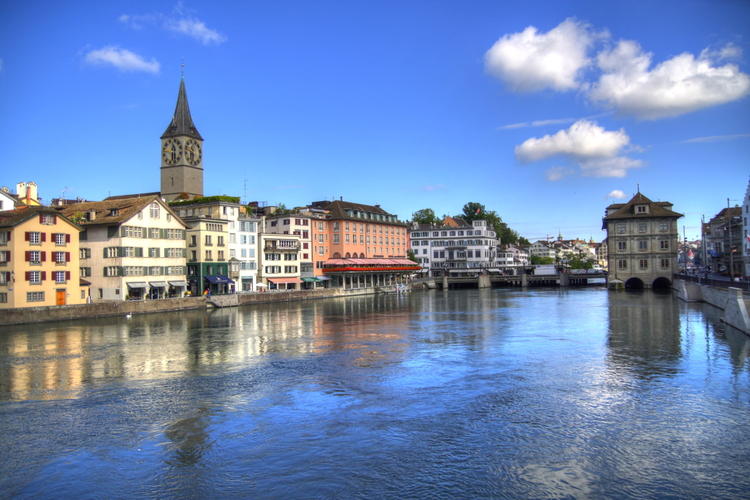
[160,78,203,140]
[603,192,683,221]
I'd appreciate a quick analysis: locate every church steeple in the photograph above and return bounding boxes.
[160,76,204,201]
[161,77,203,140]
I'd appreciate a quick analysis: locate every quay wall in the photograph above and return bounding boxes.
[674,279,750,335]
[0,287,377,326]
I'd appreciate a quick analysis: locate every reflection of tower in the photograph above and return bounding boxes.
[160,77,204,201]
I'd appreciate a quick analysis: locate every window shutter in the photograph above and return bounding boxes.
[5,251,9,262]
[41,252,46,262]
[39,214,44,224]
[182,248,187,258]
[182,230,186,240]
[41,271,46,281]
[53,215,57,225]
[25,271,31,281]
[66,271,71,280]
[6,231,10,242]
[25,232,30,242]
[136,247,143,257]
[25,251,30,262]
[66,252,71,262]
[160,229,167,239]
[41,233,46,242]
[121,226,127,237]
[104,248,108,258]
[66,234,71,243]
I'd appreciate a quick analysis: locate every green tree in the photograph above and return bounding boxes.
[562,252,594,269]
[411,208,440,225]
[530,255,555,265]
[456,202,521,245]
[407,249,418,263]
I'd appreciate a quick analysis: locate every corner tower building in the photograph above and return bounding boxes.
[160,78,204,201]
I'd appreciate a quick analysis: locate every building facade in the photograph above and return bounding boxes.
[61,196,189,301]
[0,206,86,308]
[603,192,683,289]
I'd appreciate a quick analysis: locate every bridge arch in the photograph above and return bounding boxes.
[625,277,645,290]
[652,277,672,290]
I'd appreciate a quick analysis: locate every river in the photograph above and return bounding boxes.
[1,288,749,499]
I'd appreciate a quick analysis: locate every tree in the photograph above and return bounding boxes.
[530,255,554,265]
[412,208,440,225]
[407,249,418,263]
[562,252,594,269]
[456,202,521,245]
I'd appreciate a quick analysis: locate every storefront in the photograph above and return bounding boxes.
[168,280,188,297]
[204,275,235,295]
[126,282,147,300]
[267,277,303,290]
[149,281,168,300]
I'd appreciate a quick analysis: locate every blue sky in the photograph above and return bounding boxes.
[1,1,748,242]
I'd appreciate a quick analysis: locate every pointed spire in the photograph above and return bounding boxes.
[161,77,203,140]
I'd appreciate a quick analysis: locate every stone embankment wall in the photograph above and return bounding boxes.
[674,279,750,335]
[0,287,378,326]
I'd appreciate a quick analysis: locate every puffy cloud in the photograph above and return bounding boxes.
[484,18,604,92]
[607,190,627,199]
[590,40,750,119]
[84,46,160,73]
[165,17,227,45]
[515,119,644,178]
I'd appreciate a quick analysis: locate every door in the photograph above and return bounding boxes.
[56,289,66,305]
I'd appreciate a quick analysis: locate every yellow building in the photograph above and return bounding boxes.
[0,206,86,308]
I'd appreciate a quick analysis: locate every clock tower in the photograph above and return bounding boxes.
[160,77,204,201]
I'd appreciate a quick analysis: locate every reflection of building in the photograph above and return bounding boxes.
[744,179,750,278]
[61,196,189,301]
[0,206,86,308]
[603,191,683,289]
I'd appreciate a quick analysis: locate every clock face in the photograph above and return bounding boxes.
[185,139,202,166]
[162,139,183,165]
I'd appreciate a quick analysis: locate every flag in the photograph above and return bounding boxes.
[688,249,693,258]
[475,208,480,214]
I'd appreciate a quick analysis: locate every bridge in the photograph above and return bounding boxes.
[418,272,608,290]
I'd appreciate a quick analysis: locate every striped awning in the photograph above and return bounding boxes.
[268,277,304,284]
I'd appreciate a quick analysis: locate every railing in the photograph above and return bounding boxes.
[676,274,750,293]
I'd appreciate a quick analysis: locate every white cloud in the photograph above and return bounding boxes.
[606,190,627,199]
[165,18,227,45]
[544,166,575,181]
[680,132,750,143]
[84,46,160,73]
[484,18,605,92]
[590,40,750,119]
[515,119,644,179]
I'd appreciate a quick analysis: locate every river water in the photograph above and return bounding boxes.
[1,288,749,499]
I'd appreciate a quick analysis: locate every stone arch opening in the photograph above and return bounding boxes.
[345,252,351,258]
[652,277,672,290]
[625,277,645,290]
[333,252,342,258]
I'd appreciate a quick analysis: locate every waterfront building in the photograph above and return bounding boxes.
[528,240,556,261]
[603,191,683,289]
[410,218,499,278]
[61,196,189,301]
[705,205,743,278]
[258,231,304,290]
[496,245,528,274]
[309,199,416,288]
[160,77,204,202]
[0,206,86,308]
[235,216,261,291]
[263,213,316,289]
[743,179,750,278]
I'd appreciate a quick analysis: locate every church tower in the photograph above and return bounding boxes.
[160,77,204,201]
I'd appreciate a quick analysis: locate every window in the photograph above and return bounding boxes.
[28,271,42,283]
[639,259,648,269]
[206,250,213,261]
[617,260,627,270]
[205,235,212,245]
[0,251,9,264]
[55,271,67,283]
[638,223,647,233]
[660,259,670,268]
[28,231,42,244]
[638,241,647,250]
[40,214,55,225]
[54,251,68,263]
[218,236,225,246]
[28,251,42,264]
[0,293,7,303]
[27,291,45,302]
[0,232,7,244]
[333,222,340,231]
[334,234,340,244]
[636,205,647,213]
[660,240,669,250]
[150,202,160,219]
[54,233,68,245]
[80,267,91,277]
[616,224,626,234]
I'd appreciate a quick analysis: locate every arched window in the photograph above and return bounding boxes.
[333,252,342,258]
[345,252,351,258]
[150,202,160,219]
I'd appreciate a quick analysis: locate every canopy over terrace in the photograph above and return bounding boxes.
[321,258,421,289]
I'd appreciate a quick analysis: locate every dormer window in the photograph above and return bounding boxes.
[110,209,119,217]
[636,205,648,214]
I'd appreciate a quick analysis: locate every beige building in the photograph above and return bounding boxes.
[0,206,86,308]
[603,192,683,289]
[61,196,189,301]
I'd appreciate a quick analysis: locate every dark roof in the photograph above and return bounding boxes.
[603,192,683,221]
[59,195,188,228]
[322,200,408,225]
[0,205,81,230]
[708,206,741,223]
[160,78,203,140]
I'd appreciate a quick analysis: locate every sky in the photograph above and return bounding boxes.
[1,0,749,243]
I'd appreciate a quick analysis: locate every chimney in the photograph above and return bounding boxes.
[87,211,96,221]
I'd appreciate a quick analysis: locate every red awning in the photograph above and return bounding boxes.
[323,258,416,267]
[268,278,304,284]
